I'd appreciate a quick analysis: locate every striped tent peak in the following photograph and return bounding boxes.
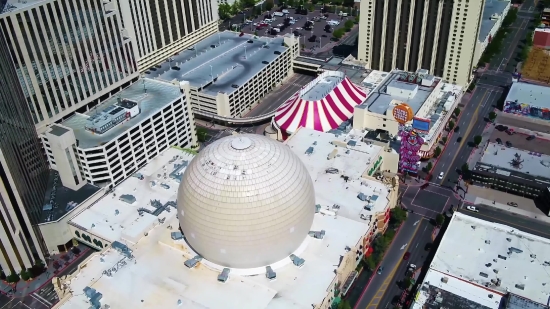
[274,72,368,134]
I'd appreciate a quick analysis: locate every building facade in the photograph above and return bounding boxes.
[117,0,219,71]
[0,29,51,273]
[41,79,197,187]
[0,0,139,133]
[358,0,485,86]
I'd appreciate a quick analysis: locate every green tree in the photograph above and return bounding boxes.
[333,28,344,40]
[453,107,460,117]
[6,273,19,283]
[474,135,482,146]
[442,136,448,144]
[354,15,360,23]
[0,271,5,281]
[433,146,442,158]
[390,207,407,225]
[266,0,274,10]
[364,255,376,270]
[426,162,433,172]
[448,121,455,131]
[197,127,209,142]
[403,278,413,289]
[337,300,352,309]
[20,269,30,281]
[488,111,497,121]
[230,1,242,15]
[461,163,469,173]
[344,20,354,29]
[435,214,445,226]
[218,3,232,20]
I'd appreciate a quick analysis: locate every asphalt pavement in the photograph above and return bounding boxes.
[432,85,503,185]
[245,73,315,117]
[400,185,460,219]
[354,213,431,309]
[458,204,550,239]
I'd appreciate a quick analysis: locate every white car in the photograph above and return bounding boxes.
[277,23,283,27]
[295,27,302,30]
[466,206,479,212]
[438,172,444,179]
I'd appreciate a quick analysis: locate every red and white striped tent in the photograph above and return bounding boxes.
[273,73,368,135]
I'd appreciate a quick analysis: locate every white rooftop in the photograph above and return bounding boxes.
[1,0,43,14]
[300,71,344,101]
[61,134,390,309]
[412,269,504,309]
[69,147,195,243]
[479,142,550,180]
[430,212,550,305]
[506,82,550,109]
[285,127,391,225]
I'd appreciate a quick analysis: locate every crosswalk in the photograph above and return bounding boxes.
[33,284,58,308]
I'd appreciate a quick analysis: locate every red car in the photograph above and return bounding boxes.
[403,252,411,260]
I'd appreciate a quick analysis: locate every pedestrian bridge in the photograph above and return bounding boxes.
[193,109,275,124]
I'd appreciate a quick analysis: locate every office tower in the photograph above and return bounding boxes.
[0,0,139,133]
[117,0,219,71]
[0,28,51,274]
[358,0,485,86]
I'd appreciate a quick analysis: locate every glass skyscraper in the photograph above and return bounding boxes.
[0,27,50,273]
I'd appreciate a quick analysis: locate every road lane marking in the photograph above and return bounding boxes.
[0,299,15,309]
[364,219,424,309]
[438,89,489,184]
[32,293,52,306]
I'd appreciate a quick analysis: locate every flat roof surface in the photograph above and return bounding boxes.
[357,70,438,115]
[147,31,288,95]
[285,127,390,225]
[413,269,504,309]
[40,171,101,224]
[70,147,195,242]
[506,82,550,109]
[301,74,344,101]
[479,142,550,180]
[479,0,510,41]
[61,144,374,309]
[61,79,181,149]
[430,212,550,305]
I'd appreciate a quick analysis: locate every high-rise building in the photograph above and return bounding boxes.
[0,0,139,133]
[0,28,51,274]
[117,0,219,71]
[357,0,485,86]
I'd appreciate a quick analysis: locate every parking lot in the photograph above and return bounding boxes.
[235,8,356,52]
[490,124,550,155]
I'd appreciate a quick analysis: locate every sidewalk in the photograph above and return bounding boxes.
[0,245,90,297]
[467,122,494,169]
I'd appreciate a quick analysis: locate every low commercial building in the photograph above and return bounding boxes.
[502,82,550,125]
[474,0,511,66]
[41,78,197,188]
[53,129,399,309]
[470,142,550,198]
[533,28,550,49]
[412,212,550,309]
[354,69,463,158]
[147,31,300,119]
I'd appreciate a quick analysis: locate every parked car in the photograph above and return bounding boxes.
[466,206,479,212]
[377,266,384,275]
[527,135,536,141]
[496,125,508,131]
[496,138,502,144]
[438,172,444,179]
[454,126,459,132]
[457,136,462,142]
[506,141,512,147]
[308,35,317,42]
[507,202,518,207]
[403,252,411,260]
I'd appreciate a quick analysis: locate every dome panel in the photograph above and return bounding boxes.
[177,134,315,268]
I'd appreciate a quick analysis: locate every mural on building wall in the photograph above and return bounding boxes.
[398,127,424,173]
[503,101,550,120]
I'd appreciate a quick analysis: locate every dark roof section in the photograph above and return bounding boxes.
[473,162,550,189]
[40,170,101,224]
[505,293,549,309]
[49,125,69,137]
[419,282,498,309]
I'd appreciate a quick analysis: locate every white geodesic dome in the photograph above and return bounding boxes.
[177,134,315,268]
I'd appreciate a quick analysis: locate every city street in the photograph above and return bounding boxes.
[354,214,432,309]
[400,185,460,219]
[431,85,503,185]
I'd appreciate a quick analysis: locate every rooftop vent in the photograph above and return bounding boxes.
[509,247,523,254]
[315,204,321,213]
[485,240,491,244]
[184,255,202,268]
[326,168,339,174]
[515,284,525,290]
[441,277,449,283]
[289,254,305,268]
[479,272,489,278]
[266,266,276,280]
[218,268,230,283]
[309,230,326,239]
[305,146,314,155]
[171,231,184,240]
